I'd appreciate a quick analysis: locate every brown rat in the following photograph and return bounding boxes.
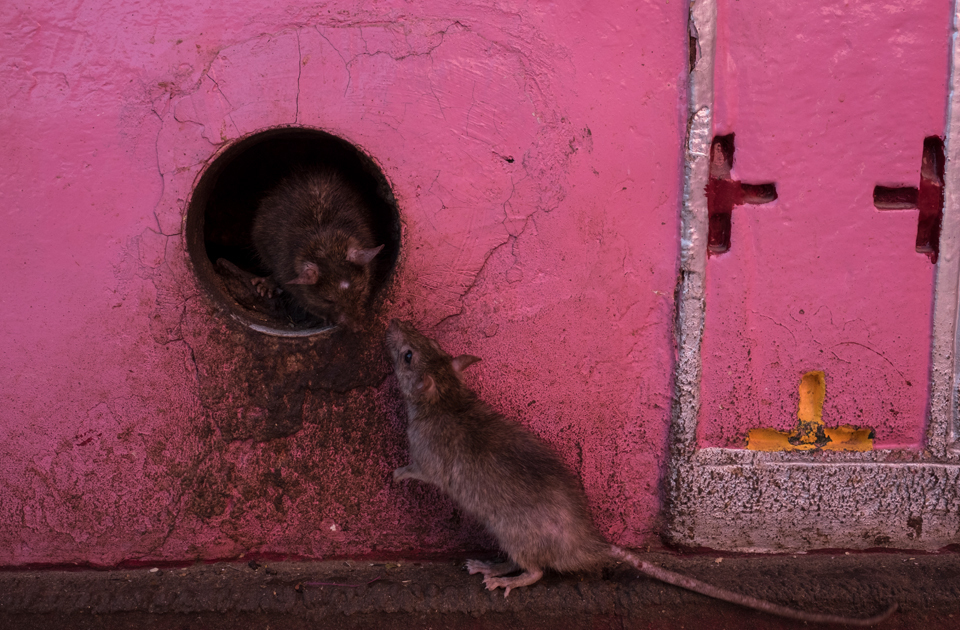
[251,166,383,330]
[385,319,896,626]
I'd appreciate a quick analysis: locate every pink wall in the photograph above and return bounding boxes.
[0,1,686,565]
[698,0,950,449]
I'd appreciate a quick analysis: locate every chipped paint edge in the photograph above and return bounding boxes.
[670,0,713,455]
[664,0,960,551]
[935,0,960,454]
[239,316,337,338]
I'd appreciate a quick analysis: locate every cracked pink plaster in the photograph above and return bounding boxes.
[1,0,685,565]
[698,0,950,449]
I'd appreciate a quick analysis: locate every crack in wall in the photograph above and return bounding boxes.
[148,109,167,235]
[295,29,302,124]
[314,20,461,99]
[314,28,352,98]
[831,341,909,383]
[748,310,799,346]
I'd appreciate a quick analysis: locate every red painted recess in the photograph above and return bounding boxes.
[706,134,778,255]
[873,137,945,263]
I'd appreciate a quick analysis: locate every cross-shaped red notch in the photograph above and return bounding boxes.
[873,136,945,263]
[705,134,778,255]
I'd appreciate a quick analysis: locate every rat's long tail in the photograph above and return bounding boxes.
[611,546,896,627]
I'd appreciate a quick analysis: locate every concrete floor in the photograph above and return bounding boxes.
[1,551,958,629]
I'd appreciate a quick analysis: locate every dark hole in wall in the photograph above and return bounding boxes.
[689,31,699,73]
[186,127,401,333]
[873,186,919,209]
[916,136,945,263]
[705,135,738,255]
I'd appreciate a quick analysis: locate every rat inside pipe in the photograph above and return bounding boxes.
[250,165,383,331]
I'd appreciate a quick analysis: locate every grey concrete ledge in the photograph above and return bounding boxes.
[668,458,960,551]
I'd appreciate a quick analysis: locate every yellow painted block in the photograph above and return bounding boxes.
[746,428,816,452]
[745,371,875,452]
[747,426,874,452]
[822,426,874,452]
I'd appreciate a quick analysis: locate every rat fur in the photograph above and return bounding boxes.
[251,166,383,330]
[385,319,896,626]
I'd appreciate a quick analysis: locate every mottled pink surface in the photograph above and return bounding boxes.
[0,1,685,565]
[698,0,950,448]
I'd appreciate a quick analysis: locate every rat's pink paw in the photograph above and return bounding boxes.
[251,276,279,298]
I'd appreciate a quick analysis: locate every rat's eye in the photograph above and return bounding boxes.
[403,350,413,364]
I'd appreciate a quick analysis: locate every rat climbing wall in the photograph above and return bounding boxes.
[698,0,950,450]
[0,1,685,565]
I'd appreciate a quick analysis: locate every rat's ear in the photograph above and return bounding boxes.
[452,354,481,376]
[346,244,384,265]
[287,261,320,285]
[418,374,437,399]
